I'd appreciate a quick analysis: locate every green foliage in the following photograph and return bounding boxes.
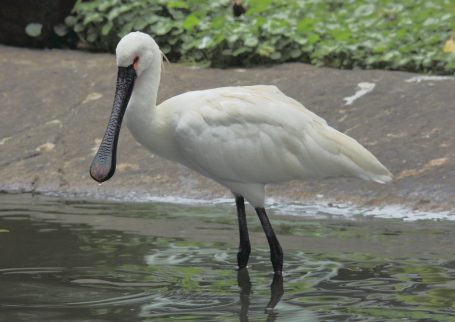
[25,23,43,37]
[68,0,455,74]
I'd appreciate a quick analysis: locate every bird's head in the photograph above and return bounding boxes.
[89,32,160,183]
[116,31,161,77]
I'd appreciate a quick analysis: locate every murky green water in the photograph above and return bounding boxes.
[1,193,455,321]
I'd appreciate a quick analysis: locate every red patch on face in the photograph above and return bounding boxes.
[133,56,139,70]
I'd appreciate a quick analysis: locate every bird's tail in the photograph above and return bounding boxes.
[312,124,393,183]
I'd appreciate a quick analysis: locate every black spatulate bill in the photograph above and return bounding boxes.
[90,65,136,183]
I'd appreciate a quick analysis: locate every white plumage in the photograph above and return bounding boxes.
[118,32,391,207]
[91,32,392,273]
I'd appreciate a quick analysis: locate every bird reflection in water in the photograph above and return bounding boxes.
[237,269,284,321]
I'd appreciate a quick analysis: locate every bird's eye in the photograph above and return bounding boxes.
[133,56,139,70]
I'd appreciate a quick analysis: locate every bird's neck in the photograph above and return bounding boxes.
[131,62,161,111]
[125,61,162,150]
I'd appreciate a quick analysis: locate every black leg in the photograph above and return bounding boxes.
[236,196,251,269]
[255,207,283,274]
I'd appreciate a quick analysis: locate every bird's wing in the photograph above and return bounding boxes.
[172,86,391,184]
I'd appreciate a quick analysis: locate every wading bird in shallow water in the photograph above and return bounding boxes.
[90,32,392,275]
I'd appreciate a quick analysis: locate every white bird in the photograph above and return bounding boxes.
[90,32,392,275]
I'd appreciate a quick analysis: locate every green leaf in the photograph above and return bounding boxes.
[87,30,97,42]
[133,16,151,30]
[101,20,113,36]
[290,48,301,58]
[198,36,212,49]
[53,23,68,37]
[257,44,274,57]
[354,4,375,17]
[247,0,273,15]
[244,36,259,47]
[232,47,247,56]
[297,18,316,33]
[107,5,134,21]
[332,29,351,41]
[183,14,200,31]
[154,21,173,35]
[64,16,77,27]
[271,52,282,60]
[25,23,42,37]
[161,44,171,53]
[227,34,239,45]
[167,1,189,9]
[83,13,102,25]
[73,23,84,33]
[307,33,320,45]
